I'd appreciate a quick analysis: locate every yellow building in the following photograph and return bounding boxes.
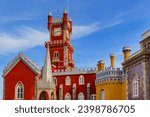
[95,54,124,100]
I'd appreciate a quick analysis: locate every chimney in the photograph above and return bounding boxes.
[122,46,131,61]
[110,54,115,68]
[97,60,105,72]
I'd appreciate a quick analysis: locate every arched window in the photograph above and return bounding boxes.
[132,79,139,97]
[53,51,59,60]
[78,92,84,100]
[53,77,57,85]
[15,82,24,99]
[90,94,96,100]
[65,93,71,100]
[79,75,84,85]
[100,89,105,100]
[65,76,71,85]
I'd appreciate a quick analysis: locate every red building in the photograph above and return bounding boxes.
[2,10,96,100]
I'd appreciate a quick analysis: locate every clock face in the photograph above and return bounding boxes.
[54,28,62,36]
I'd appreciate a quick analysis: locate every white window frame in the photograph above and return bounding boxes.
[15,82,24,100]
[65,93,71,100]
[79,75,84,85]
[78,92,84,100]
[65,76,71,85]
[100,89,105,100]
[132,80,139,97]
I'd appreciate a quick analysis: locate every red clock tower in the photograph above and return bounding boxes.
[48,10,74,71]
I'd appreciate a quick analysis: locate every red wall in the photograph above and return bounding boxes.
[4,60,37,100]
[55,73,96,100]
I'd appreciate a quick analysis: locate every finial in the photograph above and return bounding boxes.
[64,9,67,13]
[69,17,72,21]
[48,11,52,16]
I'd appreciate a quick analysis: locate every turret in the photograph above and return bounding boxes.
[69,17,72,33]
[97,60,105,72]
[122,46,131,61]
[110,54,115,68]
[63,9,68,25]
[48,11,52,31]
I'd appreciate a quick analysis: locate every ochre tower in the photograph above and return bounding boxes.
[47,10,74,71]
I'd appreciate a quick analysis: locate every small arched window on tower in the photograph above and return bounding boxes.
[65,76,71,85]
[65,93,71,100]
[79,75,84,85]
[53,51,59,61]
[78,92,84,100]
[15,82,24,99]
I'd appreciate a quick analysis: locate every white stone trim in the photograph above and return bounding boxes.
[3,53,41,77]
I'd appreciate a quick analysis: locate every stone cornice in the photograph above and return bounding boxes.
[122,51,150,68]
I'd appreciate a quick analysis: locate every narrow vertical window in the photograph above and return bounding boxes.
[66,76,71,85]
[100,89,105,100]
[16,82,24,99]
[132,80,139,97]
[79,75,84,85]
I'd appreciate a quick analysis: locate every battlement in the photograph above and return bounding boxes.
[52,18,63,24]
[52,67,97,76]
[3,53,41,75]
[96,67,124,80]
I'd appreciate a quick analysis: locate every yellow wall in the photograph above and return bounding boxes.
[121,79,127,100]
[96,79,122,100]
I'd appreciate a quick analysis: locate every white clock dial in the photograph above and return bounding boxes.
[54,28,62,36]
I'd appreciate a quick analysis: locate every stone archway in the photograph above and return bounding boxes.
[39,91,49,100]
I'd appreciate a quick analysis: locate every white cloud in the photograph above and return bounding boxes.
[0,27,48,55]
[72,20,123,40]
[0,19,122,55]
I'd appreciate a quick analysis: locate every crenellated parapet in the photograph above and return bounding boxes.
[95,67,124,85]
[52,67,97,76]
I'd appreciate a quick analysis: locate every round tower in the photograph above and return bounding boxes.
[110,54,115,68]
[48,11,52,31]
[122,46,131,61]
[97,60,105,72]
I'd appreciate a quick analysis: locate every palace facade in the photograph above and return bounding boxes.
[2,10,150,100]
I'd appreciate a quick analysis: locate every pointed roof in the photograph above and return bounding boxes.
[3,53,41,77]
[48,11,52,16]
[41,42,53,82]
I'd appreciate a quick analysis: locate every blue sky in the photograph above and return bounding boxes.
[0,0,150,99]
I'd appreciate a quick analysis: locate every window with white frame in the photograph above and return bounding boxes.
[78,92,84,100]
[16,82,24,99]
[100,89,105,100]
[53,51,59,60]
[65,93,71,100]
[65,76,71,85]
[90,94,96,100]
[79,75,84,85]
[132,80,139,97]
[53,77,57,85]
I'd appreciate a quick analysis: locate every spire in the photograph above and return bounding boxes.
[42,42,53,82]
[48,11,52,16]
[69,17,72,21]
[64,9,67,13]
